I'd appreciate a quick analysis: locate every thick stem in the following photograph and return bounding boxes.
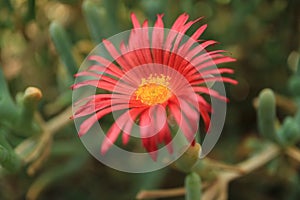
[185,172,202,200]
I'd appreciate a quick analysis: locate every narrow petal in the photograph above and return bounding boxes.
[123,108,147,134]
[199,107,211,132]
[195,57,236,71]
[163,13,189,57]
[193,86,228,102]
[168,97,198,142]
[191,24,207,40]
[103,39,132,71]
[157,118,173,153]
[101,115,125,154]
[73,99,111,118]
[78,104,131,136]
[191,76,238,86]
[87,64,123,78]
[122,107,147,144]
[88,55,124,76]
[139,108,159,160]
[130,13,141,29]
[171,13,189,31]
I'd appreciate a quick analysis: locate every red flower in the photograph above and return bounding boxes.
[72,13,237,160]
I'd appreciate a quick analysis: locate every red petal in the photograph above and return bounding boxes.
[191,24,207,40]
[78,104,131,137]
[101,107,146,154]
[101,116,125,154]
[190,76,237,86]
[103,39,132,71]
[130,13,141,29]
[193,87,228,102]
[157,120,173,153]
[168,97,198,142]
[171,13,189,31]
[196,57,236,71]
[88,55,124,76]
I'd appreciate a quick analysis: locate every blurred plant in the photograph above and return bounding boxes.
[257,53,300,147]
[0,67,42,173]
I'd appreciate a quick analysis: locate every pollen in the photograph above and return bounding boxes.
[135,74,172,106]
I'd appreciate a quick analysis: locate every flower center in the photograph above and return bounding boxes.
[135,74,172,106]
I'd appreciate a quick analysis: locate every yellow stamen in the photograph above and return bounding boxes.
[135,74,172,106]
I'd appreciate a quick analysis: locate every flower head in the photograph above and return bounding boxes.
[72,13,237,160]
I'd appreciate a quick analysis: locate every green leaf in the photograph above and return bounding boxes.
[103,0,119,34]
[288,75,300,97]
[257,88,277,142]
[276,117,300,146]
[82,0,104,43]
[49,21,78,77]
[25,0,35,22]
[0,132,21,173]
[0,67,19,123]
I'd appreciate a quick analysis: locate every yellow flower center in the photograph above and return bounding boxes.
[135,74,172,106]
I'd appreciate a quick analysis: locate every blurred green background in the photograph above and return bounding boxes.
[0,0,299,199]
